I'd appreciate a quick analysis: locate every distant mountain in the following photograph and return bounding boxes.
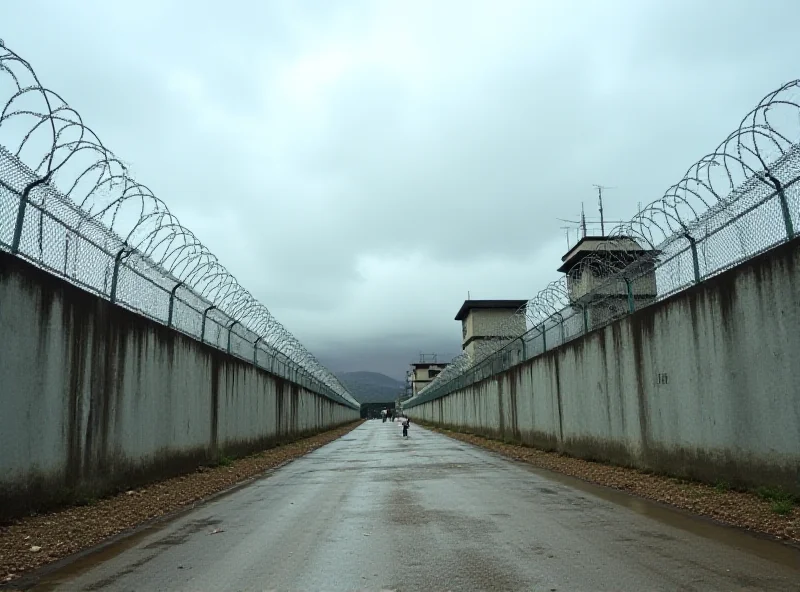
[337,371,406,404]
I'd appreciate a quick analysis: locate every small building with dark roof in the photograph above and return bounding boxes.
[558,235,659,325]
[409,360,449,397]
[456,300,528,359]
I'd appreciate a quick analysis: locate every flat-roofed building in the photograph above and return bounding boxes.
[455,300,528,361]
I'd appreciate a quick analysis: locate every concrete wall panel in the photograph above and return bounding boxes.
[0,252,358,519]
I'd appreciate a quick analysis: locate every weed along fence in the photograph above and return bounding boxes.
[404,80,800,494]
[0,43,359,519]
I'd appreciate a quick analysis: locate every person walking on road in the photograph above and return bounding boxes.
[402,417,410,438]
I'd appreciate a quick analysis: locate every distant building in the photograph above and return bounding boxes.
[409,354,448,397]
[455,300,528,360]
[557,235,659,327]
[400,369,413,401]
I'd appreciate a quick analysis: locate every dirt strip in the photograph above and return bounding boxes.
[429,426,799,545]
[0,421,363,585]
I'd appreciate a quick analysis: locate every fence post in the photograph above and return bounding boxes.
[776,184,795,239]
[760,172,795,239]
[519,335,527,360]
[686,233,701,284]
[558,316,566,345]
[38,207,45,261]
[167,282,183,328]
[540,323,547,352]
[110,247,131,304]
[63,232,71,275]
[201,305,215,343]
[226,320,239,354]
[582,305,589,334]
[625,278,635,313]
[11,175,51,255]
[253,336,262,366]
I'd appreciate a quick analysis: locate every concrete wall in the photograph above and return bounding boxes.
[407,239,800,494]
[0,251,359,519]
[463,309,525,346]
[470,308,525,339]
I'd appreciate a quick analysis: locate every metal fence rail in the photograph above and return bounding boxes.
[0,40,358,409]
[406,80,800,408]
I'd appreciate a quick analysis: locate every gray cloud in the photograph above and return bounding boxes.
[3,0,799,378]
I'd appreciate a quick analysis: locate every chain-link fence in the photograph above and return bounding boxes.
[0,41,358,409]
[407,80,800,408]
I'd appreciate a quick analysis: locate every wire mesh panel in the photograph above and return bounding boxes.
[0,41,358,409]
[172,298,204,340]
[407,78,800,408]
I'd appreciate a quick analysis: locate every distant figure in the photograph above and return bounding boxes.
[381,409,387,423]
[402,417,410,438]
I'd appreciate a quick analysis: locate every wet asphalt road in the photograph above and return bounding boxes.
[29,420,800,591]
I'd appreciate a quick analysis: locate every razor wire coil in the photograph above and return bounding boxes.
[0,40,358,409]
[407,79,800,407]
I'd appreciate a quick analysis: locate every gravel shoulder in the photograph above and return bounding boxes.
[0,421,362,585]
[428,425,800,545]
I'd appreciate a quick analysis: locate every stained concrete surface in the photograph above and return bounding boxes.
[405,238,800,495]
[0,249,358,519]
[24,421,800,592]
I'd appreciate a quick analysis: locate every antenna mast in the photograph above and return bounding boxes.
[592,184,615,235]
[598,187,604,235]
[559,225,573,249]
[580,203,587,238]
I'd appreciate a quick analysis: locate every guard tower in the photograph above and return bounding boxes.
[557,236,659,327]
[455,300,528,360]
[409,354,448,397]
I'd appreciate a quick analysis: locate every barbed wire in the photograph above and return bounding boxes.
[0,40,358,409]
[411,79,800,405]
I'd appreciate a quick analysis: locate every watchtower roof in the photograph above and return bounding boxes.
[454,299,528,321]
[557,236,658,273]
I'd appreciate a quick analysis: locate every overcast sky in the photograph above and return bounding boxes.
[2,0,799,379]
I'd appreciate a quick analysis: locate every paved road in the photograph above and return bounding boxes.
[28,421,800,591]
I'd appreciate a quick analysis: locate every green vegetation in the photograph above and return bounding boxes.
[755,486,797,515]
[771,499,793,516]
[213,453,234,467]
[756,485,791,502]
